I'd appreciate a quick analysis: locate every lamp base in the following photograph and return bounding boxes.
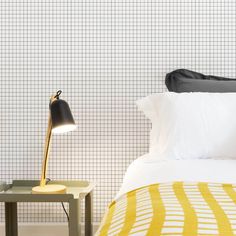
[32,184,66,194]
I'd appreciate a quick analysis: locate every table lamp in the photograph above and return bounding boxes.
[32,90,76,194]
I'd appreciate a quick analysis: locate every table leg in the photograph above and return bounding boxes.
[69,199,81,236]
[5,202,18,236]
[85,192,93,236]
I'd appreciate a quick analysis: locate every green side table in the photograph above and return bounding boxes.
[0,180,95,236]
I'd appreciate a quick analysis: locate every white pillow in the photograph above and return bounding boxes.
[137,92,236,160]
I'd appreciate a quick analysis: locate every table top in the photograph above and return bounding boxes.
[0,180,95,202]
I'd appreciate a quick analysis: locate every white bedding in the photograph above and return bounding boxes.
[137,92,236,160]
[116,154,236,199]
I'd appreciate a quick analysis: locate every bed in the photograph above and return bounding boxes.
[96,70,236,235]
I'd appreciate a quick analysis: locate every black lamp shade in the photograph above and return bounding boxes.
[50,99,76,134]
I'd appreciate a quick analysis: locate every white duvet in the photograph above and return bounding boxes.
[116,154,236,199]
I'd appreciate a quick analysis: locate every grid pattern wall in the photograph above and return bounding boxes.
[1,0,236,224]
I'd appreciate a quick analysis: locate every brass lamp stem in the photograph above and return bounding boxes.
[40,115,52,187]
[39,95,56,187]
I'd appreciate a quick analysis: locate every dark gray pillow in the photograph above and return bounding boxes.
[165,69,236,92]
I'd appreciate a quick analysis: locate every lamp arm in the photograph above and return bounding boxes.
[40,114,52,187]
[39,95,58,187]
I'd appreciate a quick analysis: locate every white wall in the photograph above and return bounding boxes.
[1,0,236,224]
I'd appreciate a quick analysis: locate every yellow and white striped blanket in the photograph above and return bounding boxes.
[96,182,236,236]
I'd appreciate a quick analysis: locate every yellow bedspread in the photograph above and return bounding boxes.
[96,182,236,236]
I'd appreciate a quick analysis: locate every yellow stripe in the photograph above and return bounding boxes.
[146,184,165,236]
[198,183,233,235]
[173,182,198,236]
[161,234,183,236]
[109,218,150,235]
[118,190,136,235]
[99,202,116,236]
[129,229,149,235]
[223,184,236,205]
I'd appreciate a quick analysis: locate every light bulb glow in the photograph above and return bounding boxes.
[52,124,76,134]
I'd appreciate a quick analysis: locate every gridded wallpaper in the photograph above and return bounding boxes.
[1,0,236,224]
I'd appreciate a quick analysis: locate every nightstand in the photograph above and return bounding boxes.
[0,180,95,236]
